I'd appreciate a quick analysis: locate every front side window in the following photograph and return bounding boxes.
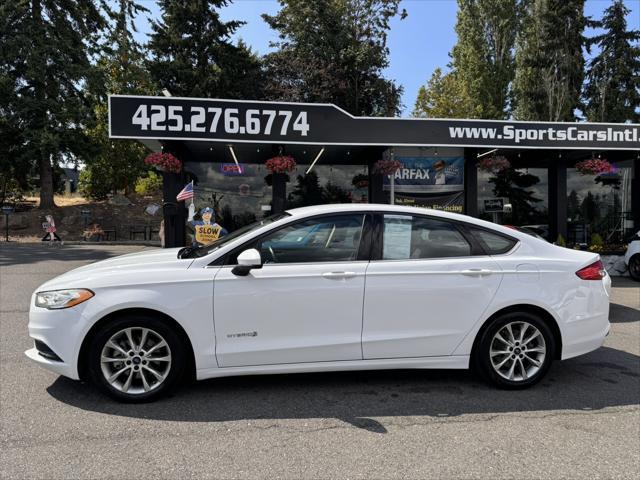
[242,214,366,264]
[382,215,471,260]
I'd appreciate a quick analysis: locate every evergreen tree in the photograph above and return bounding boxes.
[513,0,588,121]
[263,0,406,116]
[489,168,542,225]
[1,0,106,208]
[583,0,640,123]
[83,0,152,198]
[450,0,520,119]
[147,0,263,99]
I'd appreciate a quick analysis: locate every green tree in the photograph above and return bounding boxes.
[450,0,520,119]
[412,68,473,118]
[1,0,106,208]
[513,0,589,121]
[147,0,263,99]
[583,0,640,123]
[83,0,152,199]
[263,0,406,116]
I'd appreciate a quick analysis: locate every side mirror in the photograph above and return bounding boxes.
[232,248,263,276]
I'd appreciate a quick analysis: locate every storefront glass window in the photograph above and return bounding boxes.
[567,158,634,246]
[184,161,272,236]
[285,164,369,207]
[477,167,549,234]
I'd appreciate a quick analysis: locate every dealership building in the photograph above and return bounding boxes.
[109,95,640,248]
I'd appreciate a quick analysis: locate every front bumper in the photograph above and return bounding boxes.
[25,347,79,379]
[26,301,91,380]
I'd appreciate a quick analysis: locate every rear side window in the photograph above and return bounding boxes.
[470,228,517,255]
[382,215,471,260]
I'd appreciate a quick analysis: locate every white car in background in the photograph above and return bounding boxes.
[26,204,611,402]
[624,230,640,281]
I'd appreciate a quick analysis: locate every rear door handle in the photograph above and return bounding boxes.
[461,269,493,277]
[322,271,357,279]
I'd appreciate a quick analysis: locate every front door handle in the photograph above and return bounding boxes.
[461,269,493,277]
[322,271,357,279]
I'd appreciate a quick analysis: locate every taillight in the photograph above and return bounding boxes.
[576,260,606,280]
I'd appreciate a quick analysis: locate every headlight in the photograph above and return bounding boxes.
[35,289,94,309]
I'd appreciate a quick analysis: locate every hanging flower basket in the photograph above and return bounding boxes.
[478,155,510,173]
[575,158,614,176]
[265,155,297,174]
[373,159,402,176]
[144,152,182,173]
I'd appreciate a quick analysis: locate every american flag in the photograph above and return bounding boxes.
[176,181,194,202]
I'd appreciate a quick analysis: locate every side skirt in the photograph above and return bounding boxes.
[196,355,470,380]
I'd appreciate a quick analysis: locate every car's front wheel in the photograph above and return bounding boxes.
[474,312,555,389]
[88,315,186,402]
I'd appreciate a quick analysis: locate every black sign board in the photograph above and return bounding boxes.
[109,95,640,150]
[484,198,508,213]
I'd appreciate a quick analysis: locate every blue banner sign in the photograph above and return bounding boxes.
[383,156,464,194]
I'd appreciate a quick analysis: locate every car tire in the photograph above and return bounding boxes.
[88,314,187,403]
[474,311,555,389]
[629,254,640,282]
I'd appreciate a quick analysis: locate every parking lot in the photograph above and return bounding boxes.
[1,244,638,479]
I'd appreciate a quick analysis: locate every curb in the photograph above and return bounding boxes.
[1,241,161,247]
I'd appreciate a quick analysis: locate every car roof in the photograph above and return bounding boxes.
[285,203,517,235]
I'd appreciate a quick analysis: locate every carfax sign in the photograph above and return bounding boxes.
[109,95,640,150]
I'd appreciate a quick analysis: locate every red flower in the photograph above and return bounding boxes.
[373,159,402,175]
[144,152,182,173]
[575,158,614,175]
[266,155,297,174]
[478,156,510,173]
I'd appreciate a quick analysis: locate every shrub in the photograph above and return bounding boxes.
[135,171,163,196]
[556,234,566,247]
[590,233,604,247]
[78,168,112,200]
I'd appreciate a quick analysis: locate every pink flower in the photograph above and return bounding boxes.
[373,159,402,175]
[478,156,510,173]
[575,158,613,175]
[266,156,297,174]
[144,152,182,173]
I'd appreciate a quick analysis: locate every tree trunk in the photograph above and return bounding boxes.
[39,154,56,209]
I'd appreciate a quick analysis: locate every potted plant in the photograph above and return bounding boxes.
[373,159,402,205]
[265,155,297,213]
[478,155,511,173]
[144,152,182,173]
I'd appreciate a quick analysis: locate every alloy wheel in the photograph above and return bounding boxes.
[489,321,546,382]
[99,327,172,394]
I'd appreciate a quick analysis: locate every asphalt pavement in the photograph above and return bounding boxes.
[1,244,639,479]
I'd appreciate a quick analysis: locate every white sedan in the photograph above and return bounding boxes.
[26,204,611,402]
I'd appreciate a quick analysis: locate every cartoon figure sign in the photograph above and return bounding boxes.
[191,207,227,245]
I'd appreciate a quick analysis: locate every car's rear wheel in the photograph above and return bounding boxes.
[629,254,640,281]
[88,315,186,402]
[474,312,555,389]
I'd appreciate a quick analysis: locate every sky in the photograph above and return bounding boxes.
[133,0,640,116]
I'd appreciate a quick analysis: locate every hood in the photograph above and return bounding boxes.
[37,247,194,291]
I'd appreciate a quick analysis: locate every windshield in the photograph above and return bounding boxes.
[179,213,290,258]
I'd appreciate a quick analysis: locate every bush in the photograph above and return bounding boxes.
[135,171,162,196]
[590,233,604,247]
[555,234,566,247]
[78,168,112,200]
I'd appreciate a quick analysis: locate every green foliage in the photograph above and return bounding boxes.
[583,0,640,122]
[135,171,163,196]
[263,0,406,116]
[147,0,263,99]
[556,234,566,247]
[590,233,604,247]
[78,168,112,200]
[513,0,588,121]
[413,68,474,118]
[449,0,519,119]
[1,0,107,208]
[84,0,152,198]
